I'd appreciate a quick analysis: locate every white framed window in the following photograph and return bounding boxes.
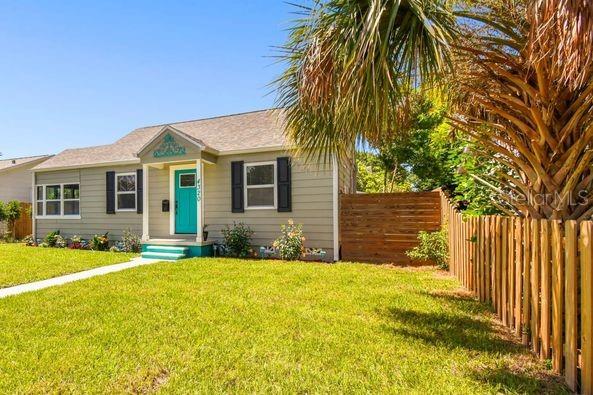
[116,172,137,211]
[35,184,80,219]
[244,161,276,209]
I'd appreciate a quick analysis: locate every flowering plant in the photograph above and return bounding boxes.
[91,232,110,251]
[273,219,305,261]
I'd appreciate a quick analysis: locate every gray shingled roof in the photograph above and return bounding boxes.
[0,155,52,172]
[35,109,287,170]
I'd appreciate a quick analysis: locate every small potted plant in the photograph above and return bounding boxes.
[203,225,209,241]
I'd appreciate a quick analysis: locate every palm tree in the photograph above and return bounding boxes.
[275,0,457,162]
[276,0,593,220]
[450,0,593,219]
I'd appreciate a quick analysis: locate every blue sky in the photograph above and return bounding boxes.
[0,1,297,158]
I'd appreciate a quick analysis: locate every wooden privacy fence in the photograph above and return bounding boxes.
[441,192,593,393]
[340,192,441,264]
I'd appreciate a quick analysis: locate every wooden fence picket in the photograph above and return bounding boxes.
[522,218,531,346]
[551,220,564,375]
[540,220,551,359]
[581,221,593,395]
[531,218,541,354]
[565,220,578,392]
[502,218,509,326]
[515,218,523,337]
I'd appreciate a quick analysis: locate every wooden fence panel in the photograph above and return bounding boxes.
[339,192,441,264]
[441,191,593,391]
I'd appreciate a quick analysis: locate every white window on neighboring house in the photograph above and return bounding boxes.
[35,184,80,218]
[116,173,136,211]
[244,161,276,209]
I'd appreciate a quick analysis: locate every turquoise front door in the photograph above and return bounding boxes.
[175,169,198,234]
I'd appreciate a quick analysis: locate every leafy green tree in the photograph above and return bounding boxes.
[356,152,386,193]
[372,93,454,191]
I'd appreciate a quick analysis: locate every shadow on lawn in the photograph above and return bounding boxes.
[383,290,566,394]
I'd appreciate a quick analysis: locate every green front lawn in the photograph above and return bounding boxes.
[0,258,564,393]
[0,243,137,288]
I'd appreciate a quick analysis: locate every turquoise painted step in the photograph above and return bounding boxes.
[145,245,189,255]
[141,251,187,260]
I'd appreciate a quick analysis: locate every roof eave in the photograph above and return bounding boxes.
[33,158,141,173]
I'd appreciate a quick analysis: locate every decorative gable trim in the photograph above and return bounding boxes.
[153,133,187,158]
[135,125,208,158]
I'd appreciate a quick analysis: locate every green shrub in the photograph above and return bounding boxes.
[43,230,61,248]
[221,222,254,258]
[273,219,305,261]
[91,232,110,251]
[406,227,449,269]
[122,230,141,253]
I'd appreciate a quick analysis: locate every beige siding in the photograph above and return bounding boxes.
[35,165,142,240]
[34,151,336,258]
[338,148,357,194]
[0,167,34,202]
[148,166,170,237]
[204,151,334,256]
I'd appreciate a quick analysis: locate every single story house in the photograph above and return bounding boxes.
[32,109,355,261]
[0,155,52,202]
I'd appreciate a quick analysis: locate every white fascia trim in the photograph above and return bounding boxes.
[33,159,140,173]
[217,146,291,156]
[332,155,339,261]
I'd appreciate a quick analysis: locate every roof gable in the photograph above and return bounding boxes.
[136,125,209,160]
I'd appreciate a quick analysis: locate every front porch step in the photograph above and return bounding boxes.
[141,245,189,260]
[145,245,189,254]
[141,251,187,261]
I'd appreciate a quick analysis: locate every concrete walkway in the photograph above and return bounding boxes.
[0,257,161,299]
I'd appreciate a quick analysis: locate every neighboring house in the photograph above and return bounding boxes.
[0,155,52,202]
[32,109,355,261]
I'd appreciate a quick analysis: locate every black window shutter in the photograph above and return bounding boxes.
[106,171,115,214]
[231,161,244,213]
[277,156,292,212]
[136,168,143,214]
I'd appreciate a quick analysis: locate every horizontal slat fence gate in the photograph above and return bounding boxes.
[441,192,593,393]
[340,192,441,264]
